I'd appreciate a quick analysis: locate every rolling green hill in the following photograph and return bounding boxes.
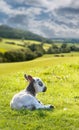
[0,40,25,53]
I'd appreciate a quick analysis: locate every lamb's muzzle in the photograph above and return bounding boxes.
[43,86,47,92]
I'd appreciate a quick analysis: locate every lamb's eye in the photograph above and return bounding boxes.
[38,81,43,86]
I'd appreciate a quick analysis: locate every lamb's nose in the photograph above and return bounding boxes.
[43,86,47,92]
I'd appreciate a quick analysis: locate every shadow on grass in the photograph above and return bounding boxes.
[11,108,54,118]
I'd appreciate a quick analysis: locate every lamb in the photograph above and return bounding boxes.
[10,74,54,110]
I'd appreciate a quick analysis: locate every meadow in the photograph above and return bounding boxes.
[0,39,42,53]
[0,54,79,130]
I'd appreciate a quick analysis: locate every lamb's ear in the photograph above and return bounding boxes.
[24,74,33,82]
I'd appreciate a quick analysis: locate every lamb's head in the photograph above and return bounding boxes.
[24,74,47,94]
[33,77,47,93]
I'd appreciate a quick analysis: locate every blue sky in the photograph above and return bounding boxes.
[0,0,79,38]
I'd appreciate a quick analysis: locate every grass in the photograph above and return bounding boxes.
[0,39,41,53]
[0,39,25,53]
[0,54,79,130]
[43,43,51,51]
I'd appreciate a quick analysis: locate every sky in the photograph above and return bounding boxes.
[0,0,79,38]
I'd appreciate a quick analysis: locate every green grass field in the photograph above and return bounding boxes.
[0,39,41,53]
[0,54,79,130]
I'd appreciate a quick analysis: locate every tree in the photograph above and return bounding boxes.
[47,44,60,54]
[60,43,71,53]
[28,44,45,57]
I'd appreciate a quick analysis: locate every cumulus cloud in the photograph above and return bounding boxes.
[71,0,79,8]
[0,0,12,15]
[0,0,79,38]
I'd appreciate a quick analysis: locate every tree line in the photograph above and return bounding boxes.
[0,42,79,63]
[0,44,45,63]
[47,43,79,54]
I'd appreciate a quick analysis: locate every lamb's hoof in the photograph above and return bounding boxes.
[50,105,55,109]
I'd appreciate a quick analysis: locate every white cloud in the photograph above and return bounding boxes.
[0,0,42,17]
[12,0,72,11]
[0,0,12,14]
[71,0,79,8]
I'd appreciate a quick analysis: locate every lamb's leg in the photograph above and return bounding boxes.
[34,100,54,109]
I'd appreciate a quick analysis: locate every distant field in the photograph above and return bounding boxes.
[0,39,24,53]
[0,54,79,130]
[0,38,52,54]
[0,38,79,53]
[0,39,42,53]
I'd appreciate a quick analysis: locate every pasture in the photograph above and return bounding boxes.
[0,54,79,130]
[0,39,41,53]
[0,39,25,53]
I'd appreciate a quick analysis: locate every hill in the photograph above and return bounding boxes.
[51,37,79,43]
[0,25,79,44]
[0,25,51,43]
